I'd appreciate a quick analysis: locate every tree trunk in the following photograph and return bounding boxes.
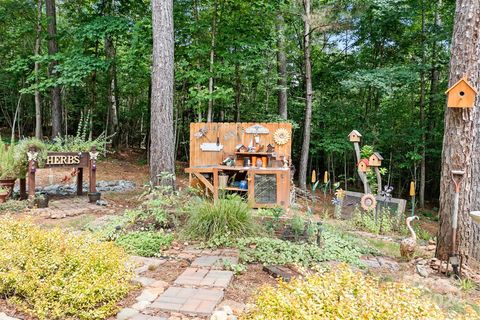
[150,0,175,187]
[436,0,480,263]
[276,12,287,119]
[419,0,426,208]
[105,35,119,147]
[45,0,62,138]
[298,0,313,190]
[35,0,43,139]
[206,0,217,123]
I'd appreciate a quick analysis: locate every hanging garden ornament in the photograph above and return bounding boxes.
[360,194,377,211]
[273,128,291,145]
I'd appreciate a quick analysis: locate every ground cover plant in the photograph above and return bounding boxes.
[0,218,133,320]
[116,230,173,257]
[243,264,478,320]
[238,225,376,267]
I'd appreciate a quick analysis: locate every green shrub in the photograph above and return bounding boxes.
[183,195,260,244]
[0,200,27,214]
[116,231,173,257]
[0,218,133,320]
[243,264,473,320]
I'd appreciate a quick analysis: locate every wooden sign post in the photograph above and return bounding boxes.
[25,146,98,198]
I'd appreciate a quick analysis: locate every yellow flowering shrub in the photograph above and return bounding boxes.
[243,264,477,320]
[0,218,134,320]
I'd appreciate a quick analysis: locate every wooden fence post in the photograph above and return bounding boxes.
[89,146,98,193]
[27,146,38,199]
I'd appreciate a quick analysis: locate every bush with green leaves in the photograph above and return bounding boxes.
[0,218,133,320]
[243,264,475,320]
[0,139,17,179]
[116,231,173,257]
[183,195,260,244]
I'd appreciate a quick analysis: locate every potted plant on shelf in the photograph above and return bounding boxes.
[0,186,9,203]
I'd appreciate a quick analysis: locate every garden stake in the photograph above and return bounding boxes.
[409,181,415,217]
[450,169,465,277]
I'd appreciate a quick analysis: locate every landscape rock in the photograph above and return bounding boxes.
[131,300,151,311]
[117,308,139,320]
[416,264,429,278]
[0,312,19,320]
[210,310,228,320]
[133,276,156,287]
[96,199,108,206]
[426,245,436,251]
[15,180,136,196]
[136,288,159,302]
[218,300,245,315]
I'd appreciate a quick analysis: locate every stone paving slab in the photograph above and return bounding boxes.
[151,287,224,315]
[174,268,233,288]
[129,314,168,320]
[191,255,238,268]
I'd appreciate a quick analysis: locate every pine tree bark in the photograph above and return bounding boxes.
[298,0,313,190]
[206,0,217,123]
[105,35,119,147]
[436,0,480,263]
[34,0,43,139]
[150,0,175,186]
[276,12,288,119]
[46,0,63,138]
[419,0,426,208]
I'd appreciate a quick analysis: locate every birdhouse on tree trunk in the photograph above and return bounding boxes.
[348,130,362,142]
[445,77,477,108]
[368,152,383,167]
[358,159,369,172]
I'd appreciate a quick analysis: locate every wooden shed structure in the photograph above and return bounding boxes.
[185,122,293,209]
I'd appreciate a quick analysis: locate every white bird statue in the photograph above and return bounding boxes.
[400,216,419,260]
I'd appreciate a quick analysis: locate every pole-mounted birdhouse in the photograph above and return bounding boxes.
[357,159,369,173]
[348,130,362,142]
[368,152,383,167]
[445,77,477,108]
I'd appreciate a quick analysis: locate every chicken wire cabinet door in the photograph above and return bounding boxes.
[254,174,277,204]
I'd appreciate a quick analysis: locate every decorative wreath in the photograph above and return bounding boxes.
[273,128,291,145]
[360,194,377,211]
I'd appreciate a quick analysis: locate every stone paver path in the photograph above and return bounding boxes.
[117,248,239,320]
[152,287,223,315]
[174,268,233,288]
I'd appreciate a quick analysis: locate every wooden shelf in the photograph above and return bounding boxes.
[224,186,248,192]
[235,152,274,156]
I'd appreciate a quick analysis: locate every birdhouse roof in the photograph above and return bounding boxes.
[371,152,384,160]
[348,130,362,137]
[445,77,478,94]
[357,159,369,166]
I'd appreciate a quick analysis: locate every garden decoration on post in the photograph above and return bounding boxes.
[348,130,370,194]
[409,181,416,217]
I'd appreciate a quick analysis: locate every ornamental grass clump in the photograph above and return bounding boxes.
[183,195,260,244]
[0,218,134,320]
[243,264,477,320]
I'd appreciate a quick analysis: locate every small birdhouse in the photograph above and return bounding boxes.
[368,152,383,167]
[236,144,248,152]
[348,130,362,143]
[445,77,477,108]
[267,144,275,153]
[357,159,369,173]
